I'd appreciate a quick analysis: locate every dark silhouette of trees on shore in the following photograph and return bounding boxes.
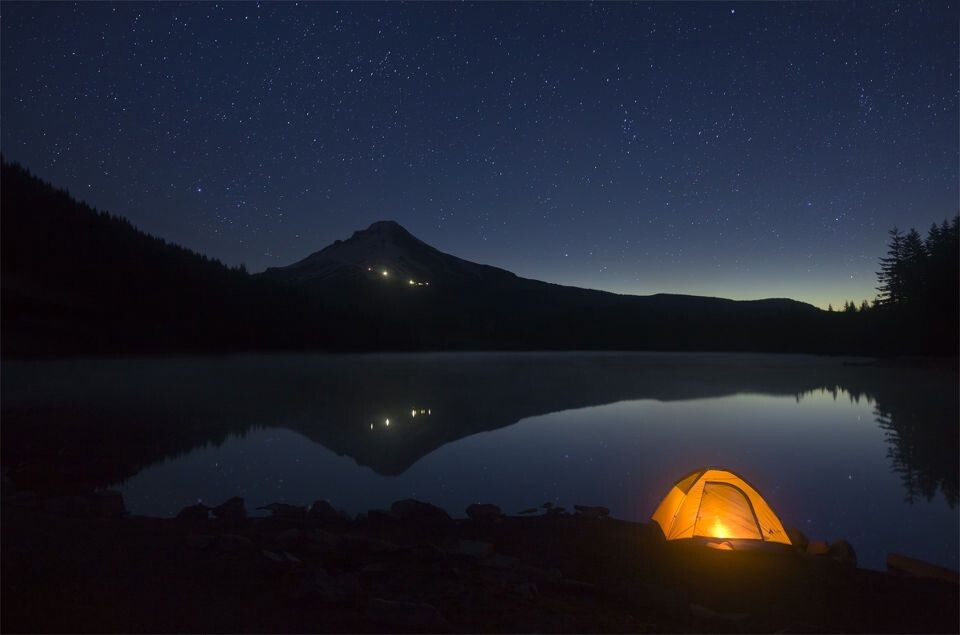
[877,219,959,311]
[871,217,959,355]
[1,157,957,357]
[825,216,958,356]
[0,159,391,356]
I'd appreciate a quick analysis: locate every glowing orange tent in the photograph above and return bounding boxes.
[651,467,792,545]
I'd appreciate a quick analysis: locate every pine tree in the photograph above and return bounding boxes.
[926,222,943,254]
[876,227,904,305]
[925,215,960,315]
[860,299,870,312]
[900,229,927,305]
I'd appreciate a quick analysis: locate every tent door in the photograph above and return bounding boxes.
[693,482,763,540]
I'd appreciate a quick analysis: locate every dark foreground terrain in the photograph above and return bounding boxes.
[2,486,957,634]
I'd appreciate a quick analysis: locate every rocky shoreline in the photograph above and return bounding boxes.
[2,486,958,633]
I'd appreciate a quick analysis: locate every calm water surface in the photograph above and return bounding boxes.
[2,352,956,570]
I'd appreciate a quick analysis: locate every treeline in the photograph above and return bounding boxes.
[822,216,959,357]
[827,300,872,313]
[0,160,389,356]
[1,158,956,357]
[829,218,958,316]
[877,219,959,313]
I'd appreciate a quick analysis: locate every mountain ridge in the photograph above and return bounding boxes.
[263,219,819,311]
[4,160,904,357]
[263,219,521,289]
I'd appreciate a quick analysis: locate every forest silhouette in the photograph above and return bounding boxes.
[1,159,957,358]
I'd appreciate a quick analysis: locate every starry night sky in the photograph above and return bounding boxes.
[2,2,957,308]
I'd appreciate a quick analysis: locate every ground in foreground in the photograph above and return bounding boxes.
[2,494,957,633]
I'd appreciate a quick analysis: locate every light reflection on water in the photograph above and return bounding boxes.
[1,352,956,571]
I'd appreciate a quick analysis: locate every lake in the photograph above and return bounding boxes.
[2,352,956,571]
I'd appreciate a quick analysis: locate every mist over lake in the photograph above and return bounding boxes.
[4,352,955,571]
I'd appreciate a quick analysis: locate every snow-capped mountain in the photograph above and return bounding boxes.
[262,220,517,288]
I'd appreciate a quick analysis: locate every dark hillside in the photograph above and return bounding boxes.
[2,161,955,357]
[262,219,828,353]
[0,161,362,355]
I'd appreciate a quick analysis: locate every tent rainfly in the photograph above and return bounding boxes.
[651,467,792,545]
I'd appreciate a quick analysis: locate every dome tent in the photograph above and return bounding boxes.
[651,467,792,545]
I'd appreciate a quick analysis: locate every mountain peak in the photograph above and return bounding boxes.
[263,218,510,285]
[351,220,412,240]
[366,220,406,231]
[264,218,438,282]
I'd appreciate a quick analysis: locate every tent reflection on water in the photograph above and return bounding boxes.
[651,467,792,547]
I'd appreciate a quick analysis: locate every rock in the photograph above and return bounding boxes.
[689,603,750,622]
[261,550,301,565]
[262,550,284,563]
[9,491,39,509]
[887,553,960,584]
[806,540,829,556]
[257,502,306,519]
[296,569,361,603]
[216,533,255,553]
[481,553,520,569]
[466,503,502,520]
[561,578,596,593]
[517,564,563,584]
[1,473,15,499]
[360,562,390,575]
[573,504,610,519]
[186,534,216,550]
[390,499,450,521]
[625,582,688,614]
[775,622,827,633]
[89,490,126,518]
[410,544,446,562]
[366,509,398,524]
[307,500,342,522]
[365,598,445,629]
[543,614,578,632]
[828,539,857,567]
[276,528,304,550]
[517,507,539,515]
[176,503,211,521]
[364,537,401,554]
[505,581,539,599]
[337,534,399,555]
[212,497,246,522]
[786,527,809,552]
[43,495,91,518]
[546,505,567,516]
[450,539,494,558]
[304,529,341,553]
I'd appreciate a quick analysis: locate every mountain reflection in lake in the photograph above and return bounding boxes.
[2,352,957,570]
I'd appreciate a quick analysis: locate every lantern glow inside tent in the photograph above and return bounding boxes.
[651,468,792,545]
